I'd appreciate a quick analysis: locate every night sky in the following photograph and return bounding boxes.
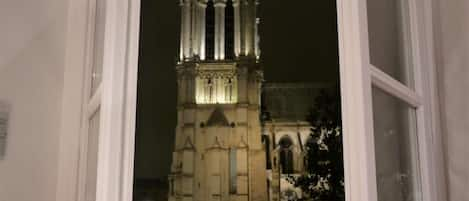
[134,0,339,179]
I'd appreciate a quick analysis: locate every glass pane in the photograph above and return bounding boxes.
[90,0,105,97]
[85,109,100,201]
[367,0,414,88]
[372,87,421,201]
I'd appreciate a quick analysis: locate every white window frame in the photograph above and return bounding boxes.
[56,0,140,200]
[336,0,447,201]
[56,0,447,200]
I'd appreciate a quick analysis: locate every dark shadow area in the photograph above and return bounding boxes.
[259,0,339,84]
[133,0,178,200]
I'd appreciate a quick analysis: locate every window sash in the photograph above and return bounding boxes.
[336,0,443,200]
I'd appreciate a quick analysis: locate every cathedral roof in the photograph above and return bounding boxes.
[261,82,332,122]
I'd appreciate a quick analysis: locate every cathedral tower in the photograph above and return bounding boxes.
[169,0,266,201]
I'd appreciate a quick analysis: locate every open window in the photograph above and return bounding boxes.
[337,0,444,200]
[66,0,445,200]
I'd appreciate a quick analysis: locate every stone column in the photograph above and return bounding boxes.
[255,17,260,59]
[183,0,192,59]
[191,1,199,57]
[245,0,256,57]
[214,0,226,60]
[239,0,246,56]
[179,0,185,60]
[198,1,207,60]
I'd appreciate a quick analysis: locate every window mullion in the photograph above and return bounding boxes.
[370,65,421,108]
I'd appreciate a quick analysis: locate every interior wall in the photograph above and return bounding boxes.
[434,0,469,201]
[0,0,69,200]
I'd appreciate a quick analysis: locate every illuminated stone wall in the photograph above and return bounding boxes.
[195,64,238,104]
[170,1,269,201]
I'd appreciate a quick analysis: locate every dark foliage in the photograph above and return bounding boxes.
[291,88,344,201]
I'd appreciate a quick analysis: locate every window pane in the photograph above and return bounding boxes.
[90,0,105,97]
[367,0,414,88]
[372,87,421,201]
[85,109,100,201]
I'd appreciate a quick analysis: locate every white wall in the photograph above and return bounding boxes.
[0,0,69,200]
[434,0,469,201]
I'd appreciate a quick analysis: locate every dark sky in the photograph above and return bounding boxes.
[134,0,339,179]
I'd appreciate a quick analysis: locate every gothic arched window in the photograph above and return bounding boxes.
[205,78,213,102]
[205,0,215,60]
[279,136,294,174]
[224,78,233,102]
[225,0,235,59]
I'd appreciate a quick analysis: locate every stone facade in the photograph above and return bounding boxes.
[169,1,266,201]
[169,60,267,201]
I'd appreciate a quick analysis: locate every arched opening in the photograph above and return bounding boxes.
[205,0,215,60]
[279,136,294,174]
[225,0,235,59]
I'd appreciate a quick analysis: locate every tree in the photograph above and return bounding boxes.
[290,88,344,201]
